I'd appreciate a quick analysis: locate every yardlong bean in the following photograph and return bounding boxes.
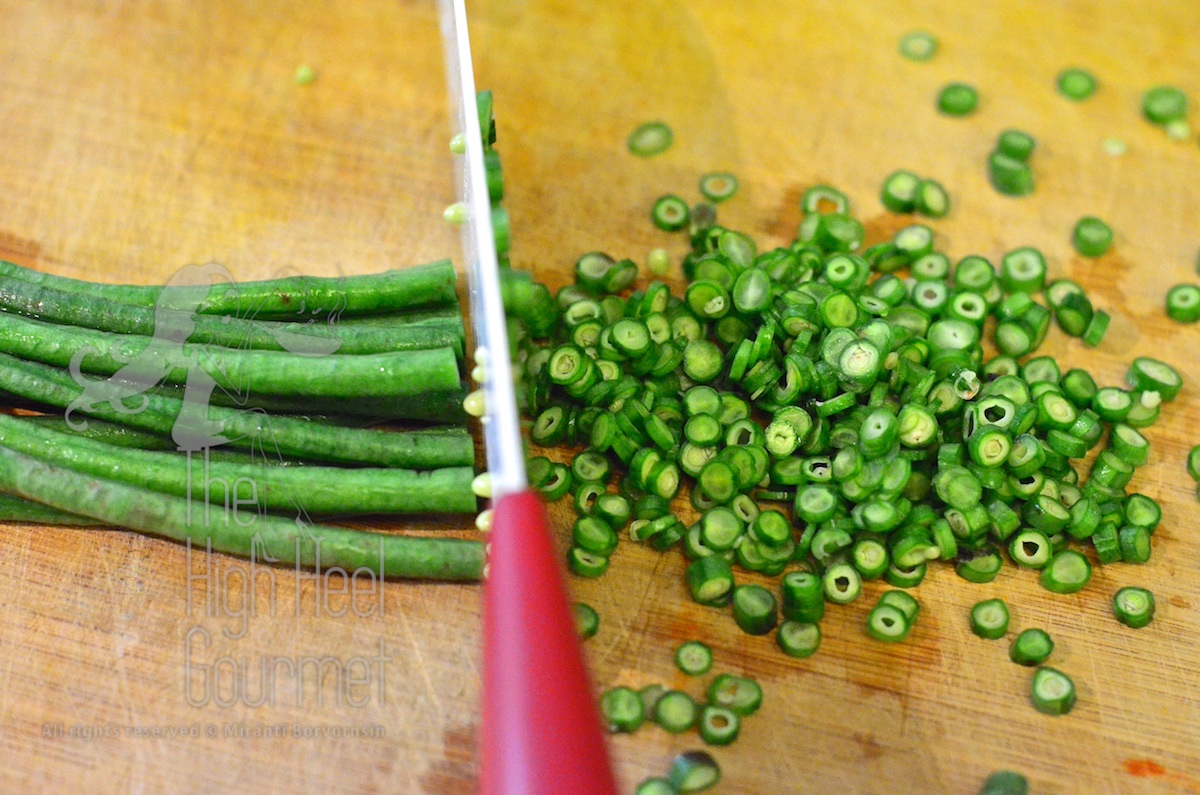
[0,445,484,580]
[0,413,478,516]
[0,352,473,468]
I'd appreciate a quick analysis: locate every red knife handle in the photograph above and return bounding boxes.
[480,489,618,795]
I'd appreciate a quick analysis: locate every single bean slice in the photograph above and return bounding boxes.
[1118,525,1152,564]
[938,82,979,116]
[970,598,1010,639]
[997,129,1036,161]
[654,690,699,733]
[881,169,921,212]
[706,673,763,716]
[1188,445,1200,481]
[574,602,600,639]
[957,546,1003,584]
[1082,310,1110,347]
[733,584,778,635]
[698,705,741,746]
[866,604,911,642]
[1010,529,1053,569]
[699,172,739,203]
[1166,284,1200,323]
[1143,85,1188,125]
[686,556,734,603]
[628,121,673,157]
[639,684,667,717]
[1113,586,1155,628]
[978,770,1030,795]
[899,31,938,61]
[669,751,721,793]
[635,778,674,795]
[1041,550,1092,594]
[675,641,714,676]
[567,547,609,578]
[652,195,691,232]
[823,562,863,604]
[1126,356,1182,402]
[600,686,644,733]
[1010,629,1054,666]
[1123,494,1161,532]
[1072,216,1113,257]
[878,590,920,623]
[1031,667,1076,715]
[776,620,822,658]
[1057,68,1097,100]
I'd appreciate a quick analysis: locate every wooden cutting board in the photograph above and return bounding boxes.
[1,1,1198,792]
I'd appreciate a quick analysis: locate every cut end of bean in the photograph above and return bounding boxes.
[1102,137,1127,156]
[294,64,316,86]
[628,121,674,157]
[471,472,493,499]
[443,202,468,226]
[699,172,740,203]
[1166,119,1193,141]
[1056,67,1096,101]
[899,31,938,62]
[475,508,494,532]
[978,770,1030,795]
[1143,85,1188,126]
[938,82,979,117]
[463,389,486,417]
[648,247,672,276]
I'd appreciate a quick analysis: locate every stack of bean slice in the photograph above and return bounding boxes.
[0,259,484,580]
[508,182,1181,648]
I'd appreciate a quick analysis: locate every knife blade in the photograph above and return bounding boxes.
[438,0,524,500]
[436,2,618,793]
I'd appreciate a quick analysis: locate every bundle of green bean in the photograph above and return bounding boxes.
[0,258,485,580]
[506,180,1180,649]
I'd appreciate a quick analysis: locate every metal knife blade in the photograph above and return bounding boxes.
[436,5,620,793]
[438,0,526,500]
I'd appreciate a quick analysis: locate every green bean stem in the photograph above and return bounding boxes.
[0,445,484,580]
[0,274,465,356]
[0,352,473,469]
[0,312,462,406]
[0,258,459,318]
[0,492,102,525]
[0,413,477,515]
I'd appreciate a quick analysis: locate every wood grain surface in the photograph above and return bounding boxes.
[1,1,1198,793]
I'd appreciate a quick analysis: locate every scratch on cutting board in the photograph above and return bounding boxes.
[1082,636,1126,794]
[395,599,445,720]
[96,539,149,779]
[0,532,34,720]
[1160,609,1197,704]
[597,552,665,666]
